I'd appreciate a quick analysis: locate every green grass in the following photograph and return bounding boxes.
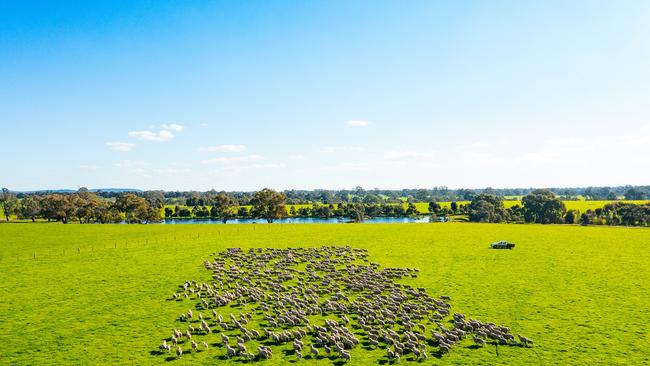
[0,223,648,365]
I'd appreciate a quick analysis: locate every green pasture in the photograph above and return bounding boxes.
[0,223,648,365]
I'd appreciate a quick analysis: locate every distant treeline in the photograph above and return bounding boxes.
[2,186,649,226]
[9,185,650,204]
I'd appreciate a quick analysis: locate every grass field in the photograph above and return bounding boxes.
[0,223,648,365]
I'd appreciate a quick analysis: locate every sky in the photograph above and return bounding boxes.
[1,0,649,191]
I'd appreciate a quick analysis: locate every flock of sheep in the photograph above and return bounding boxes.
[158,245,533,362]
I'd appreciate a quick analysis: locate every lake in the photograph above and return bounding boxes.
[162,216,439,224]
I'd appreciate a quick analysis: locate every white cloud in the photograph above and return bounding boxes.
[288,154,306,160]
[114,160,148,177]
[201,154,266,165]
[323,163,370,172]
[114,160,146,168]
[347,120,370,127]
[78,164,98,171]
[106,141,135,152]
[545,137,585,146]
[152,167,191,176]
[319,146,364,153]
[128,130,174,142]
[383,150,434,160]
[161,123,184,132]
[200,144,246,153]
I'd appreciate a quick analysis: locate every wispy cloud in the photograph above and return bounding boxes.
[545,137,585,146]
[152,167,191,177]
[383,150,434,160]
[161,123,184,132]
[78,164,98,171]
[200,144,246,153]
[106,141,135,152]
[288,154,306,160]
[128,130,174,142]
[114,160,148,177]
[347,120,370,127]
[201,154,266,165]
[319,146,364,154]
[323,163,370,172]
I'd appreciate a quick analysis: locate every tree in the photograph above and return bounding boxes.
[467,194,508,223]
[18,195,41,222]
[95,200,122,223]
[428,201,441,215]
[114,193,161,224]
[521,189,566,224]
[72,188,102,223]
[450,201,458,213]
[0,188,19,221]
[250,188,286,223]
[210,193,236,223]
[624,187,648,200]
[40,194,75,223]
[564,210,578,224]
[406,202,419,216]
[349,203,365,223]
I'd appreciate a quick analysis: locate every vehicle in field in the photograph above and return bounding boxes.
[490,240,515,249]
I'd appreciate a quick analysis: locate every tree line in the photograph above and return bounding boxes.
[11,185,649,205]
[2,186,650,226]
[464,189,650,227]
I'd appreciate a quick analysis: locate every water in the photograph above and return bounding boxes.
[162,216,437,224]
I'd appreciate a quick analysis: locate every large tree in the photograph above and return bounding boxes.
[18,195,41,222]
[210,193,237,223]
[0,188,19,221]
[250,188,286,223]
[114,193,161,224]
[467,194,508,223]
[522,189,566,224]
[40,194,76,223]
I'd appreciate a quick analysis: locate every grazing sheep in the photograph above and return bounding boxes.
[310,344,319,358]
[473,337,486,347]
[157,246,530,364]
[226,345,237,358]
[176,346,183,357]
[202,341,209,350]
[340,350,351,362]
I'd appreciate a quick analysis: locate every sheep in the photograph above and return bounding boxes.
[340,350,351,362]
[518,335,534,347]
[175,346,183,357]
[158,246,529,363]
[310,344,319,358]
[473,337,486,347]
[202,341,209,350]
[225,344,237,358]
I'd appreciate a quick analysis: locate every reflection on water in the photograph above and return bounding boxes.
[162,216,435,224]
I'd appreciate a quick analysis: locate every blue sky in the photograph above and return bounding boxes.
[1,0,649,191]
